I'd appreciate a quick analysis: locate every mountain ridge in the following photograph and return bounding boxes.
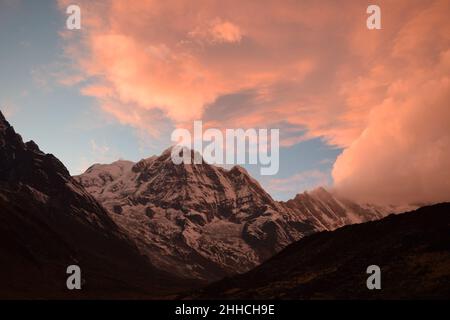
[0,110,197,298]
[0,109,440,299]
[188,202,450,299]
[76,147,393,281]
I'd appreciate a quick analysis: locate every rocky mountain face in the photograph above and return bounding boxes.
[0,111,195,298]
[190,203,450,299]
[283,187,391,230]
[76,147,391,281]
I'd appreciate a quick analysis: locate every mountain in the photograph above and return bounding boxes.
[0,111,196,298]
[189,203,450,299]
[76,147,390,281]
[283,187,394,230]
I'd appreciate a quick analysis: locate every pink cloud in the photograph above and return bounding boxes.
[58,0,450,205]
[57,0,332,134]
[189,18,243,44]
[333,0,450,205]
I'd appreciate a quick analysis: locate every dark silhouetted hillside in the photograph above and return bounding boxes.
[190,203,450,299]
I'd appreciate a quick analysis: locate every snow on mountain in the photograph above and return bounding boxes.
[283,187,390,230]
[76,147,392,281]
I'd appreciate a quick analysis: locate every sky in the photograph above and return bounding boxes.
[0,0,449,204]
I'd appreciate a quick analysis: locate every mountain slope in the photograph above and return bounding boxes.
[190,203,450,299]
[283,187,393,230]
[76,149,313,281]
[76,148,389,281]
[0,111,196,298]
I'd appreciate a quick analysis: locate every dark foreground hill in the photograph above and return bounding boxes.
[0,111,197,299]
[190,203,450,299]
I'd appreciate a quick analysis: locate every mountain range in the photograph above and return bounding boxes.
[75,147,392,281]
[2,110,445,299]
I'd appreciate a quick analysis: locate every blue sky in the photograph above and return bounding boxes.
[0,1,162,170]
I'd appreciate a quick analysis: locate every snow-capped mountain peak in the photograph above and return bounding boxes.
[76,148,390,281]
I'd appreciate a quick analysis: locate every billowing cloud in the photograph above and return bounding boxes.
[333,1,450,205]
[57,0,347,137]
[58,0,450,205]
